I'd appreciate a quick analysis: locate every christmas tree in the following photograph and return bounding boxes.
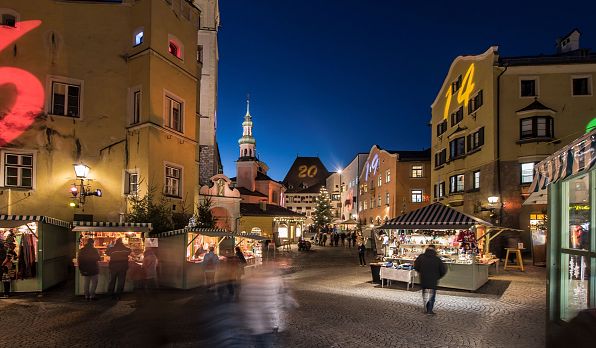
[313,186,333,231]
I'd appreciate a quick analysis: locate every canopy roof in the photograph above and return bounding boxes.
[72,221,152,232]
[155,227,267,241]
[379,203,491,230]
[0,215,71,229]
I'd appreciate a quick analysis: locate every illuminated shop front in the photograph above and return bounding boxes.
[0,215,72,292]
[528,128,596,327]
[73,221,152,295]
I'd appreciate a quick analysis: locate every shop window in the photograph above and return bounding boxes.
[473,171,480,190]
[467,127,485,152]
[165,94,184,133]
[468,90,484,113]
[565,175,590,251]
[436,119,447,136]
[385,169,391,183]
[520,78,538,97]
[187,233,219,262]
[411,189,423,203]
[124,170,139,195]
[450,106,464,126]
[520,163,535,184]
[3,152,33,188]
[50,79,82,118]
[164,164,182,197]
[449,174,464,193]
[1,13,16,27]
[449,137,466,160]
[572,76,591,96]
[411,165,423,178]
[520,116,553,140]
[278,225,289,239]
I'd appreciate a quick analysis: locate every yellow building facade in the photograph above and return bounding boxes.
[431,31,596,246]
[0,0,203,222]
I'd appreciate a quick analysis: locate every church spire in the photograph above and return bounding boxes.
[238,98,256,159]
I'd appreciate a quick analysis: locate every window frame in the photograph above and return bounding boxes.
[385,192,390,205]
[385,169,391,183]
[411,189,423,203]
[124,169,140,196]
[47,76,84,118]
[521,162,535,185]
[1,150,36,190]
[473,170,480,190]
[520,116,554,140]
[571,75,592,97]
[449,136,466,160]
[132,27,144,47]
[164,163,183,198]
[449,174,464,194]
[438,181,445,198]
[167,34,184,60]
[519,77,539,98]
[450,106,464,127]
[411,165,423,178]
[163,90,185,133]
[468,90,484,114]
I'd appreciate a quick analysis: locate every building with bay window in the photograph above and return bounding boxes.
[430,29,596,252]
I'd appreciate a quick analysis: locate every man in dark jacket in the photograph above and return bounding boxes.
[414,245,447,315]
[78,238,101,300]
[106,238,131,300]
[358,242,367,266]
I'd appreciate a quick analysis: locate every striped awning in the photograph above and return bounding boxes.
[72,221,152,232]
[526,128,596,203]
[379,203,491,230]
[156,227,232,238]
[0,215,71,229]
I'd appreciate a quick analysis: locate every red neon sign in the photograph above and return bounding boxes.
[0,20,44,146]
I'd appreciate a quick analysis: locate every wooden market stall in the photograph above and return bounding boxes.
[377,203,499,291]
[72,221,152,295]
[0,215,73,292]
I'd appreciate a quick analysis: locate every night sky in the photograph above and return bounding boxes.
[217,0,596,180]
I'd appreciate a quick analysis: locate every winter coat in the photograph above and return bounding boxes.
[106,243,131,270]
[358,244,366,254]
[414,248,447,290]
[78,245,100,276]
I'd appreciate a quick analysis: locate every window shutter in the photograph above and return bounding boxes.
[124,172,131,194]
[479,127,485,146]
[466,134,471,152]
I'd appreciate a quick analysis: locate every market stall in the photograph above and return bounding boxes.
[72,221,152,295]
[234,232,267,266]
[0,215,72,292]
[378,203,498,291]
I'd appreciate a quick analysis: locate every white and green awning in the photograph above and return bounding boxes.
[72,221,152,232]
[0,215,71,229]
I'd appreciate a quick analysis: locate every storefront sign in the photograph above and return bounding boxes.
[0,20,45,146]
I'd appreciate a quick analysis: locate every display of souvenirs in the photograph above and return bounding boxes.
[79,232,145,263]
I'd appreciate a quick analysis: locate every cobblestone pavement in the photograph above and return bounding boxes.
[0,245,546,348]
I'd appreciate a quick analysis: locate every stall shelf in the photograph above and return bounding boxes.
[73,221,152,295]
[0,215,72,292]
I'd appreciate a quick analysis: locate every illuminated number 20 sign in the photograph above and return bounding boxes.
[0,20,45,146]
[443,63,475,120]
[298,165,317,178]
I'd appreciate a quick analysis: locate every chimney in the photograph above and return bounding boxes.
[259,201,267,211]
[556,29,581,54]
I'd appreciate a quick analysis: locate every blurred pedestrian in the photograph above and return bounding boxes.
[322,233,327,246]
[142,249,158,291]
[358,242,366,266]
[78,238,100,301]
[340,232,346,247]
[203,246,219,291]
[107,237,132,300]
[414,244,447,315]
[1,245,17,298]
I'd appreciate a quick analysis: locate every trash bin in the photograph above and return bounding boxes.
[370,263,381,284]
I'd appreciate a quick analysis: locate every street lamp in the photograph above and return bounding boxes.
[70,163,102,208]
[487,196,499,205]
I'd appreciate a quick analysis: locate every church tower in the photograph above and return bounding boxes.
[238,99,256,159]
[236,99,260,191]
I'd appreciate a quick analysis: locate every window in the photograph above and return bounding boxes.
[165,165,182,197]
[411,165,423,178]
[467,127,485,152]
[197,45,203,63]
[473,171,480,190]
[434,149,447,167]
[377,176,382,187]
[450,106,464,126]
[131,89,141,124]
[520,79,537,97]
[451,75,462,94]
[468,90,483,113]
[449,174,464,193]
[3,153,33,188]
[411,189,423,203]
[363,184,368,193]
[449,137,466,159]
[385,170,391,183]
[521,163,535,184]
[363,201,367,210]
[133,29,144,46]
[165,95,183,132]
[1,14,16,27]
[438,182,445,198]
[51,81,81,117]
[124,170,139,195]
[436,119,448,136]
[370,197,374,208]
[377,195,381,207]
[385,192,390,205]
[520,116,553,139]
[572,77,591,96]
[169,41,180,58]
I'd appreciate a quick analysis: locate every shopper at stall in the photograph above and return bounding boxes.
[142,249,158,291]
[358,242,366,266]
[203,246,219,291]
[78,238,100,301]
[414,244,447,315]
[106,238,132,300]
[2,245,17,298]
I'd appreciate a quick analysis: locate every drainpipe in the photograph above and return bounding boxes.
[496,64,508,225]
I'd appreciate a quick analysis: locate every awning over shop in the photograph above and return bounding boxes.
[0,215,71,229]
[379,202,491,230]
[72,221,152,232]
[525,128,596,205]
[156,227,232,238]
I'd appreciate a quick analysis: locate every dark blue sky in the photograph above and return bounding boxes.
[217,0,596,180]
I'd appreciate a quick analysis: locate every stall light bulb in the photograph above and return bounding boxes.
[69,202,76,208]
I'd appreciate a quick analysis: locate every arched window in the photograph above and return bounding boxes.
[243,149,247,157]
[278,224,289,239]
[167,34,184,60]
[0,9,19,28]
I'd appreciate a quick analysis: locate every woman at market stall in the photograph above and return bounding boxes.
[77,238,100,301]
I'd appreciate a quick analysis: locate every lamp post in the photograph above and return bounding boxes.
[70,163,102,208]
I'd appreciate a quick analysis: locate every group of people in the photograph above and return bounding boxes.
[315,230,358,247]
[77,238,158,301]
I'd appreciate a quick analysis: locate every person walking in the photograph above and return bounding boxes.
[1,244,17,298]
[358,242,366,266]
[78,238,101,301]
[106,238,131,300]
[414,244,447,315]
[340,232,346,247]
[203,246,219,291]
[142,249,158,291]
